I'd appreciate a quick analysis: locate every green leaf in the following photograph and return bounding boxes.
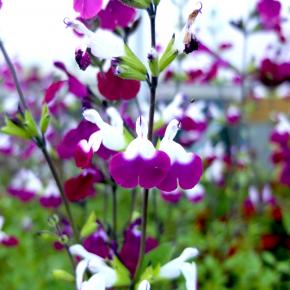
[117,64,147,81]
[40,104,51,134]
[52,269,74,282]
[137,243,173,279]
[24,110,39,137]
[121,0,151,9]
[1,117,31,139]
[159,34,178,73]
[80,211,97,238]
[112,256,131,286]
[122,44,147,75]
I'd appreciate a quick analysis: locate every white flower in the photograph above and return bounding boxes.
[70,244,117,290]
[65,19,124,59]
[159,247,199,290]
[83,108,126,152]
[138,280,151,290]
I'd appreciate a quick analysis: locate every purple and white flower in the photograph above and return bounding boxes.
[109,117,171,189]
[157,120,203,192]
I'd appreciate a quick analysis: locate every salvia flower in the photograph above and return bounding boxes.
[158,247,199,290]
[270,114,290,146]
[70,244,118,290]
[157,119,203,192]
[73,0,109,20]
[8,169,42,202]
[109,117,171,189]
[65,18,124,59]
[98,0,136,31]
[39,181,62,209]
[0,216,19,247]
[161,183,205,204]
[226,105,241,125]
[76,108,126,165]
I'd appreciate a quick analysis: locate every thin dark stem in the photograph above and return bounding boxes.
[0,39,80,243]
[112,184,117,241]
[41,146,80,242]
[55,222,76,271]
[127,189,137,226]
[0,40,28,111]
[134,4,158,280]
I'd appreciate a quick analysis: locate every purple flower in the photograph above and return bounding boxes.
[8,169,42,202]
[83,222,112,259]
[0,1,2,10]
[109,117,171,189]
[0,216,19,248]
[270,114,290,146]
[73,0,105,20]
[75,49,91,71]
[39,181,62,209]
[119,219,158,275]
[257,0,281,30]
[57,120,98,159]
[78,108,127,162]
[54,61,88,98]
[97,66,141,101]
[226,105,241,125]
[98,0,136,30]
[161,184,205,204]
[157,120,203,192]
[64,168,102,202]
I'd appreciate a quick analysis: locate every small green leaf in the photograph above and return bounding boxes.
[112,256,131,286]
[117,64,147,81]
[40,104,51,134]
[121,0,151,9]
[80,211,97,238]
[122,44,147,74]
[52,269,74,282]
[24,110,39,137]
[159,34,178,73]
[1,117,31,139]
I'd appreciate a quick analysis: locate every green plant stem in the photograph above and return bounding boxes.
[41,145,80,242]
[134,4,158,281]
[0,39,80,243]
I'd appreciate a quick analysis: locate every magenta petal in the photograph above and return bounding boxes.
[1,236,19,247]
[175,154,203,189]
[109,154,139,189]
[54,61,88,98]
[75,141,93,168]
[39,196,62,208]
[98,0,136,30]
[161,190,182,204]
[138,152,171,189]
[97,67,140,101]
[44,80,66,103]
[157,154,203,191]
[57,121,98,159]
[74,0,102,20]
[109,152,170,189]
[8,188,35,202]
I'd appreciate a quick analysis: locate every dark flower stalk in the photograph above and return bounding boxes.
[134,2,158,281]
[0,39,80,244]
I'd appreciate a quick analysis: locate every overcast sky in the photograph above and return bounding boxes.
[0,0,289,73]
